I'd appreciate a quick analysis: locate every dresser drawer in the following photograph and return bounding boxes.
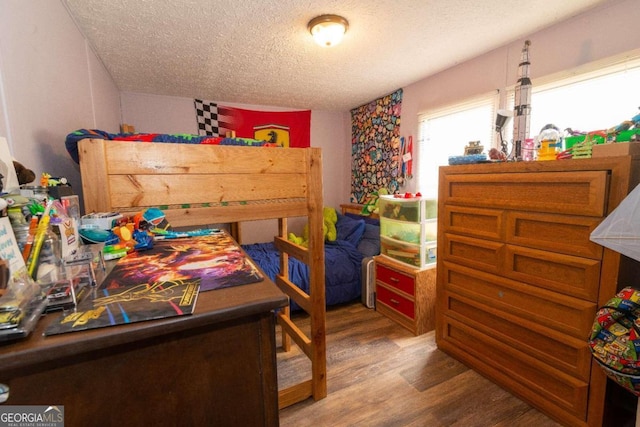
[440,170,608,217]
[439,316,589,421]
[442,233,504,274]
[441,262,596,339]
[506,211,603,259]
[376,263,415,296]
[444,291,592,381]
[376,284,415,319]
[504,245,601,301]
[442,205,505,241]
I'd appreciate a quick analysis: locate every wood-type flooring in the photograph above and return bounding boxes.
[277,301,563,427]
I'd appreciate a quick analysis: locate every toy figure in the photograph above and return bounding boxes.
[360,188,388,216]
[489,147,507,161]
[512,40,532,160]
[464,141,484,155]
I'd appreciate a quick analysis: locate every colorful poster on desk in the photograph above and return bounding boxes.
[45,278,200,336]
[101,231,263,293]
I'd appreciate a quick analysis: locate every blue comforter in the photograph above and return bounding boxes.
[65,129,271,163]
[243,240,364,310]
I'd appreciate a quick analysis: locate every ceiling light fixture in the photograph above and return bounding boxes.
[308,14,349,47]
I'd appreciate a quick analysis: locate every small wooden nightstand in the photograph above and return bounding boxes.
[374,255,436,335]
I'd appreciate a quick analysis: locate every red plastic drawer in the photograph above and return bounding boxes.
[376,285,415,319]
[375,264,415,296]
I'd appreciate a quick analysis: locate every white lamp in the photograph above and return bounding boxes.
[308,15,348,47]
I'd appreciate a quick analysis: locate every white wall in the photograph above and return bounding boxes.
[0,0,121,207]
[120,92,350,243]
[401,0,640,194]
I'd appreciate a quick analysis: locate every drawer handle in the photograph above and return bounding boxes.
[389,277,400,283]
[390,298,400,305]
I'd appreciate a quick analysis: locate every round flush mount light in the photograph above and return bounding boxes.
[308,14,349,47]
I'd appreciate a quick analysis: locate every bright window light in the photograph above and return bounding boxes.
[417,57,640,199]
[418,95,496,197]
[529,65,640,136]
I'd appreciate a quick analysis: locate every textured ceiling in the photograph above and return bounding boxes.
[62,0,611,111]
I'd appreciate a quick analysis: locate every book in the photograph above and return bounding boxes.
[44,278,199,336]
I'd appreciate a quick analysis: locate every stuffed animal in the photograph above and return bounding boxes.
[361,188,389,215]
[288,207,338,247]
[324,207,337,241]
[13,161,36,186]
[0,161,35,193]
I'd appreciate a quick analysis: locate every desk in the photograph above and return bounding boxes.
[0,275,287,426]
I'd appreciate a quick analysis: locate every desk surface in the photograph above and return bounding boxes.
[0,276,287,374]
[0,233,288,426]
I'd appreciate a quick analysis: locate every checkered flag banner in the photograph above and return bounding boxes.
[194,99,234,136]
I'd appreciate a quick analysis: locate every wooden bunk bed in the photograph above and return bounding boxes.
[77,137,326,408]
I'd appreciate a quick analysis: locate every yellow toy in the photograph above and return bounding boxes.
[288,207,337,247]
[361,188,389,215]
[41,172,69,187]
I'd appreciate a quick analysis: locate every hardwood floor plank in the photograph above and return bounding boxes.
[279,302,562,427]
[413,370,533,426]
[398,343,469,392]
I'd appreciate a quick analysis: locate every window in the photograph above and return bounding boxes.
[417,93,497,197]
[502,58,640,140]
[529,62,640,136]
[417,56,640,197]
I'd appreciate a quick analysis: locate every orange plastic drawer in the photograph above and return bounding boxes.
[376,285,415,319]
[376,263,414,296]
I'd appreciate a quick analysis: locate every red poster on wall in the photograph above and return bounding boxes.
[195,100,311,148]
[228,107,311,148]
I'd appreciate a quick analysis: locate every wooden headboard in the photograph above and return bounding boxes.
[77,137,327,407]
[340,203,379,219]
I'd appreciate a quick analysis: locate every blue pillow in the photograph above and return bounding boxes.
[357,224,380,257]
[336,213,366,247]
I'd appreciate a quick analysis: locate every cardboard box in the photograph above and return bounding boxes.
[592,142,640,158]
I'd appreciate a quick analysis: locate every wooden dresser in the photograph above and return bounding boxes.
[436,156,640,427]
[374,255,436,335]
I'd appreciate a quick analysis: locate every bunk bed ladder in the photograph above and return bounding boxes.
[274,148,326,409]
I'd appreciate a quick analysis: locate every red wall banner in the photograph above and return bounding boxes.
[194,99,311,148]
[228,107,311,148]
